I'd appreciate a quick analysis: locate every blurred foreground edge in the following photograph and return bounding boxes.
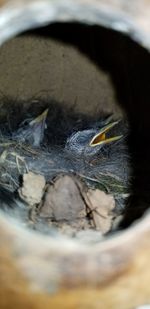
[0,0,150,49]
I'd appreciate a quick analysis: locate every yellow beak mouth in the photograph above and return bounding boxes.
[30,108,49,126]
[89,120,123,147]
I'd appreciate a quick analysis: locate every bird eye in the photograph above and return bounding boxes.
[20,118,31,127]
[22,120,29,126]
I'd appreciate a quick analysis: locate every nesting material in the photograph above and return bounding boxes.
[84,189,115,233]
[0,99,131,235]
[17,173,117,235]
[39,175,86,221]
[18,171,46,206]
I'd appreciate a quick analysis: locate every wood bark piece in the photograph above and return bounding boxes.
[85,189,115,233]
[18,171,46,206]
[40,175,86,221]
[39,175,116,234]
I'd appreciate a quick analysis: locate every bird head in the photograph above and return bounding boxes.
[13,109,48,147]
[65,120,123,157]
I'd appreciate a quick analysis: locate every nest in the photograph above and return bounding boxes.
[0,98,131,237]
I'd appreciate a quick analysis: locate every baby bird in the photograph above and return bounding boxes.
[65,120,122,157]
[12,109,48,147]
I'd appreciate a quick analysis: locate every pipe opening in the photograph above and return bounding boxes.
[0,22,150,239]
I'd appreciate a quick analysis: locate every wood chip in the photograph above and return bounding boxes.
[39,175,86,222]
[84,189,116,234]
[18,171,46,206]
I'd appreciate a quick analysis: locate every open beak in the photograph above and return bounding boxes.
[89,120,122,147]
[29,108,49,126]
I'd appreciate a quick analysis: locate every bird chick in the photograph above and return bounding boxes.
[12,109,48,147]
[65,120,122,157]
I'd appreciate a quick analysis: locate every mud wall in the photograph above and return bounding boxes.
[0,32,123,116]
